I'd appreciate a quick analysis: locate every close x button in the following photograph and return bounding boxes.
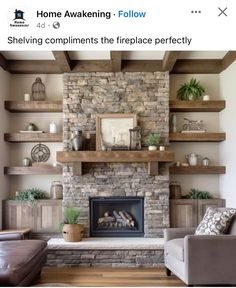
[218,7,227,17]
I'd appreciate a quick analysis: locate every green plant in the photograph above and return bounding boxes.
[147,134,160,146]
[177,78,205,100]
[62,207,80,224]
[59,206,81,231]
[182,189,212,199]
[15,188,47,205]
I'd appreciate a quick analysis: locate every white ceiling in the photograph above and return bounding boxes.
[1,51,55,60]
[122,51,165,60]
[179,51,227,59]
[1,51,228,60]
[68,51,110,60]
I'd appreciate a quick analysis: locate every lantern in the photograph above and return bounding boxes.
[129,126,142,150]
[31,77,46,101]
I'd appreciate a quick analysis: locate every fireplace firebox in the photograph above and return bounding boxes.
[90,197,144,237]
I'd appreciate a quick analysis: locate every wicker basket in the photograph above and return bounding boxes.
[62,224,84,242]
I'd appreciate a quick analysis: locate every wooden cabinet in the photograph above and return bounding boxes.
[3,200,35,229]
[36,201,63,233]
[170,198,226,228]
[3,200,62,233]
[170,199,198,228]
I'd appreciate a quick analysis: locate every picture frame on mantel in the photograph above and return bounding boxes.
[96,114,137,151]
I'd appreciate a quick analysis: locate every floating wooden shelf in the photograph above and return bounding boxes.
[5,101,63,113]
[169,100,225,112]
[169,132,226,142]
[4,166,62,175]
[170,166,226,174]
[4,133,62,143]
[57,150,175,176]
[57,150,175,163]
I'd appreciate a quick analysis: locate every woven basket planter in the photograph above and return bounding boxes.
[62,224,84,242]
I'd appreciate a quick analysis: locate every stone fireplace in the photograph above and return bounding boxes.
[63,72,170,238]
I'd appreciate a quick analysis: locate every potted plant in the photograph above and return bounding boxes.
[15,188,47,205]
[182,188,212,199]
[147,134,160,151]
[177,78,205,100]
[61,206,84,242]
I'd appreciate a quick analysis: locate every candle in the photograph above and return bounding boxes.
[159,145,165,151]
[24,93,30,101]
[203,95,210,101]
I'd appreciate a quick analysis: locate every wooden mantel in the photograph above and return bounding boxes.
[57,150,175,176]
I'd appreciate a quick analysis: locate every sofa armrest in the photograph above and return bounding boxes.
[185,235,236,285]
[0,233,24,241]
[164,227,195,242]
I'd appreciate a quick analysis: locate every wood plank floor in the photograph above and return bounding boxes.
[34,267,184,287]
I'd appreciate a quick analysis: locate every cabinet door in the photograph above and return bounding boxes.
[36,200,62,233]
[197,199,226,224]
[3,200,35,230]
[170,199,198,228]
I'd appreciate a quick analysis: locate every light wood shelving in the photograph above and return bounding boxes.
[4,133,62,143]
[170,166,226,175]
[170,100,225,112]
[4,166,62,175]
[169,132,226,142]
[5,101,63,113]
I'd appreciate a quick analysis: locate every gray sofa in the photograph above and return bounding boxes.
[164,215,236,286]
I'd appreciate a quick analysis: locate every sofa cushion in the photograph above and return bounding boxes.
[0,240,47,286]
[165,238,184,262]
[195,207,236,235]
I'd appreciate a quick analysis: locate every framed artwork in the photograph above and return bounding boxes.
[96,114,137,151]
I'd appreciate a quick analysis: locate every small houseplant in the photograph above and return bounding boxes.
[147,134,160,151]
[61,206,84,242]
[15,188,47,205]
[177,78,205,100]
[182,188,212,199]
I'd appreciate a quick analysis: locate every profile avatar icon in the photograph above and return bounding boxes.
[14,9,25,20]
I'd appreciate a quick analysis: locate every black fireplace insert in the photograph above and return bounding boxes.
[90,196,144,237]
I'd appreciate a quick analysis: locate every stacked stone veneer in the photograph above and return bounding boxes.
[63,72,170,237]
[47,249,164,267]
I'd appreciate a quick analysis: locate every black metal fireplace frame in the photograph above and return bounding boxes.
[90,196,144,237]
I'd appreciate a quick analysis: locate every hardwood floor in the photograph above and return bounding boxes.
[34,267,184,287]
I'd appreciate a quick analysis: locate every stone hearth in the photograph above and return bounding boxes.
[47,237,164,267]
[63,72,170,238]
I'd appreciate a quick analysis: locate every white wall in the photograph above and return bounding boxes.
[8,74,63,198]
[0,68,10,229]
[170,74,221,196]
[219,62,236,207]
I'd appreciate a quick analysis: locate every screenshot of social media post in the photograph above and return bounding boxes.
[0,1,236,287]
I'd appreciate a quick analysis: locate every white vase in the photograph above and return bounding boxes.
[188,94,194,101]
[148,146,157,151]
[49,122,57,133]
[185,153,199,166]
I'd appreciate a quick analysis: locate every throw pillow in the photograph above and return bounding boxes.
[195,207,236,235]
